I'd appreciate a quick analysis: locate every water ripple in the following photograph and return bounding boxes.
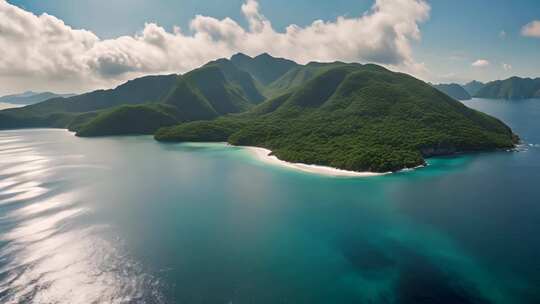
[0,130,164,303]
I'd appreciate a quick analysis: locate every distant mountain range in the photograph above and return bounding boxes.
[434,77,540,100]
[0,53,517,172]
[463,81,485,96]
[475,77,540,99]
[431,83,471,100]
[0,91,75,105]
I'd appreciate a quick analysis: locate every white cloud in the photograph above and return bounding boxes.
[521,20,540,38]
[0,0,430,94]
[499,30,506,39]
[502,63,512,71]
[472,59,490,68]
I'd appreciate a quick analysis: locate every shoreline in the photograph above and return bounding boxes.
[243,146,387,177]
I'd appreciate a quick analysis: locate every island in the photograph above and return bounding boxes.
[475,77,540,99]
[0,53,519,173]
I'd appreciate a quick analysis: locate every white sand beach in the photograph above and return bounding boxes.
[244,146,386,177]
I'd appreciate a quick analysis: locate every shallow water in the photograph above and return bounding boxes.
[0,98,539,303]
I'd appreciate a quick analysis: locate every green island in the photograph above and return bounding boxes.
[0,53,519,172]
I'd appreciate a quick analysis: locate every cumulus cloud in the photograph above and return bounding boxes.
[502,63,512,71]
[472,59,490,68]
[0,0,430,94]
[521,20,540,38]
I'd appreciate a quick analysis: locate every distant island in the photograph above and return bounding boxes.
[0,53,518,173]
[431,83,471,100]
[436,77,540,100]
[0,91,75,105]
[475,77,540,99]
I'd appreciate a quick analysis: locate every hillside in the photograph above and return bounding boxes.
[432,83,471,100]
[75,104,181,137]
[155,63,517,173]
[263,62,352,97]
[475,77,540,99]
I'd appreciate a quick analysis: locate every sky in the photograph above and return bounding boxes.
[0,0,539,95]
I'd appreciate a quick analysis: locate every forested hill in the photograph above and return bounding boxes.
[155,62,518,172]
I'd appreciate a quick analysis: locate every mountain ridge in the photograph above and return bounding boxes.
[230,52,298,87]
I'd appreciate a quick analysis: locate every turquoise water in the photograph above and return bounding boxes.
[0,98,539,303]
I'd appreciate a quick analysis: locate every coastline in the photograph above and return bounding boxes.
[243,146,387,177]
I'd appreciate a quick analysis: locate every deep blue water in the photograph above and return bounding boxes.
[0,98,539,303]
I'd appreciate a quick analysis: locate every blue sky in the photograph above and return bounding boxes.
[1,0,539,94]
[417,0,540,83]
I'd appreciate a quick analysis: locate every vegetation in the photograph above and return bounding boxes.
[74,104,181,136]
[263,62,352,98]
[432,83,471,100]
[475,77,540,99]
[156,63,517,172]
[155,118,246,142]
